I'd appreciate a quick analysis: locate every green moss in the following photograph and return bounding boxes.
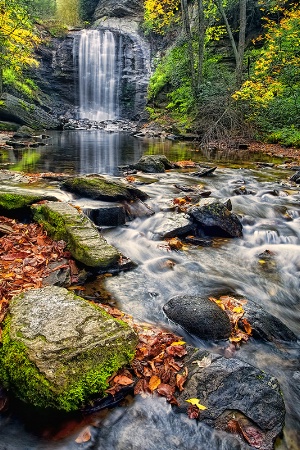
[62,177,130,200]
[0,313,137,411]
[0,193,42,210]
[33,205,66,241]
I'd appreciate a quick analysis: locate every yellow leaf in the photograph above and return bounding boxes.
[185,398,207,410]
[171,341,186,346]
[149,375,161,391]
[232,306,244,314]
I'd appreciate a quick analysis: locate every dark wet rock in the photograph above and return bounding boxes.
[174,184,211,198]
[290,170,300,183]
[124,199,155,220]
[175,348,285,450]
[32,201,120,269]
[6,140,27,148]
[233,186,256,195]
[42,259,71,287]
[257,249,277,273]
[134,155,174,173]
[163,295,232,340]
[0,286,138,410]
[62,175,148,202]
[151,213,194,239]
[242,300,297,342]
[188,199,243,238]
[184,235,213,247]
[190,166,217,177]
[83,204,127,227]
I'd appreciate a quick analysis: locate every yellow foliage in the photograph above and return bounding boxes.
[144,0,180,33]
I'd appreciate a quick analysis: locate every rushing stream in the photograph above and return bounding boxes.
[0,131,299,450]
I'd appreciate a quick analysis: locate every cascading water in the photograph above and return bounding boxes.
[78,29,120,121]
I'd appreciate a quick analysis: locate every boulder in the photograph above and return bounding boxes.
[134,155,174,173]
[32,201,120,269]
[188,198,243,238]
[0,93,59,130]
[83,204,127,227]
[0,286,138,411]
[163,295,232,341]
[0,189,59,215]
[175,348,285,450]
[151,213,194,239]
[62,175,148,202]
[242,300,297,342]
[290,170,300,184]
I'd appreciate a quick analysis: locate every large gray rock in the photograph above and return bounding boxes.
[134,155,174,173]
[62,175,148,202]
[176,348,285,450]
[151,213,194,239]
[163,295,232,340]
[0,189,58,213]
[188,198,243,238]
[32,201,120,268]
[0,286,138,410]
[94,0,143,19]
[0,93,59,130]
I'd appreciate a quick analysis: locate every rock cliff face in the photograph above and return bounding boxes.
[94,0,144,19]
[33,0,149,122]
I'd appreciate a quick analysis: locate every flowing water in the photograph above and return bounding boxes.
[0,132,299,450]
[78,30,121,121]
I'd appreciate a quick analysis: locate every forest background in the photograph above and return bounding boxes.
[0,0,299,147]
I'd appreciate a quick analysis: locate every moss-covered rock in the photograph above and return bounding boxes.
[0,286,138,411]
[32,201,120,268]
[0,190,58,212]
[62,175,148,202]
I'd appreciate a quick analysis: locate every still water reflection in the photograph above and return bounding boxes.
[0,130,284,175]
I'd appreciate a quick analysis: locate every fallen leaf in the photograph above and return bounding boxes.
[75,427,91,443]
[185,398,207,410]
[156,383,175,400]
[241,318,252,335]
[149,375,161,391]
[187,404,200,419]
[171,340,186,346]
[113,375,134,386]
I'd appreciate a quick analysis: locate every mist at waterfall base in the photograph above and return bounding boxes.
[0,134,299,450]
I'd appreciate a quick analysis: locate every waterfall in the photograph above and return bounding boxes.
[78,29,120,121]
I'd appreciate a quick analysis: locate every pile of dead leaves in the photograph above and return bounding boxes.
[100,304,189,408]
[209,294,252,345]
[0,216,78,324]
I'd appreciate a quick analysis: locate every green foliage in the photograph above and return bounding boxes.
[27,0,56,19]
[3,68,38,98]
[79,0,99,22]
[56,0,80,26]
[266,127,300,147]
[233,5,300,140]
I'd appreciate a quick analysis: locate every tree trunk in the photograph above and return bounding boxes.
[236,0,247,86]
[181,0,197,96]
[197,0,205,89]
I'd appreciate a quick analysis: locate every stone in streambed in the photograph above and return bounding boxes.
[0,189,59,214]
[175,348,285,450]
[62,175,148,202]
[32,201,120,269]
[133,155,174,173]
[163,295,231,340]
[188,198,243,238]
[0,286,138,411]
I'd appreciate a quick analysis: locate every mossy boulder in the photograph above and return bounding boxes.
[0,190,58,213]
[134,155,174,173]
[61,175,148,202]
[0,286,138,411]
[32,201,120,268]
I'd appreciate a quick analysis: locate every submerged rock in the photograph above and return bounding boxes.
[188,198,243,238]
[163,295,232,340]
[0,286,138,411]
[175,348,285,450]
[134,155,174,173]
[62,175,148,202]
[32,201,120,269]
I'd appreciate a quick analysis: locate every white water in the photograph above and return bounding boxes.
[78,30,120,121]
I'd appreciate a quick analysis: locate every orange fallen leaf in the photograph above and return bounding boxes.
[149,375,161,391]
[75,427,91,443]
[113,375,134,386]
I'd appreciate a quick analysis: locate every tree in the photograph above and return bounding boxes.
[56,0,80,26]
[0,0,40,94]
